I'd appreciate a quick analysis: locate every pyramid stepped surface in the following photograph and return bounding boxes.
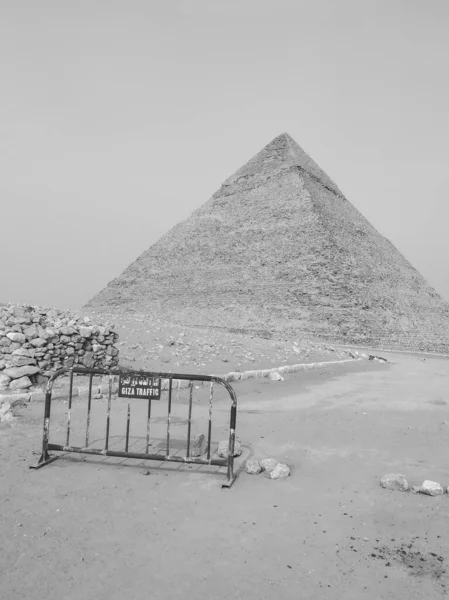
[86,133,449,352]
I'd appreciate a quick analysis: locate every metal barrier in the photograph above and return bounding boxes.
[30,366,238,488]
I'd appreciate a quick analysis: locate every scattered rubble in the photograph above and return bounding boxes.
[244,457,291,479]
[381,474,449,497]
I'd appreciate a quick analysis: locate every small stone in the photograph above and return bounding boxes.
[269,371,284,381]
[6,332,26,344]
[0,402,14,422]
[260,458,279,474]
[245,458,262,475]
[0,360,5,370]
[30,337,47,348]
[419,480,444,496]
[380,473,409,492]
[9,376,32,390]
[217,438,242,458]
[270,463,291,479]
[93,393,103,399]
[191,434,206,457]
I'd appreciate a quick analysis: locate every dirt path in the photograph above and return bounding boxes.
[1,353,449,599]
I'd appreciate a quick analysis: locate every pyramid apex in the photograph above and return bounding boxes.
[223,132,341,195]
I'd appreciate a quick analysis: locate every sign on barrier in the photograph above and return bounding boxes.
[118,374,161,400]
[30,367,238,488]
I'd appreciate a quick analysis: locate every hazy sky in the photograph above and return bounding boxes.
[1,0,448,309]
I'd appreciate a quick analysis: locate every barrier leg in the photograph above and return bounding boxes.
[222,401,237,488]
[30,388,59,469]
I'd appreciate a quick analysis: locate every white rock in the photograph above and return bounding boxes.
[0,402,13,422]
[245,459,262,475]
[6,332,26,344]
[217,438,242,458]
[260,458,279,474]
[420,480,444,496]
[269,371,284,381]
[270,463,291,479]
[380,473,409,492]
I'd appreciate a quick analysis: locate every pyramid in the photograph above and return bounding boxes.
[86,133,449,352]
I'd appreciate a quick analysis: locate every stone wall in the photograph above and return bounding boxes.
[0,304,119,393]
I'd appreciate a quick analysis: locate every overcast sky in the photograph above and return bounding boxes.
[1,0,448,309]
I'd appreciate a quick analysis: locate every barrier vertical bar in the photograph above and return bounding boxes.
[85,373,93,447]
[166,378,173,457]
[225,400,237,486]
[105,374,112,451]
[207,382,213,460]
[145,399,152,453]
[125,402,131,452]
[186,381,193,458]
[66,369,74,446]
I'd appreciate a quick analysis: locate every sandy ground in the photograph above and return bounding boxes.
[1,352,449,599]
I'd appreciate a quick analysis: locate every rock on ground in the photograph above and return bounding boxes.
[260,458,279,474]
[419,480,444,496]
[191,434,206,457]
[268,371,284,381]
[217,438,242,458]
[380,473,409,492]
[270,463,291,479]
[245,458,262,475]
[0,402,13,422]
